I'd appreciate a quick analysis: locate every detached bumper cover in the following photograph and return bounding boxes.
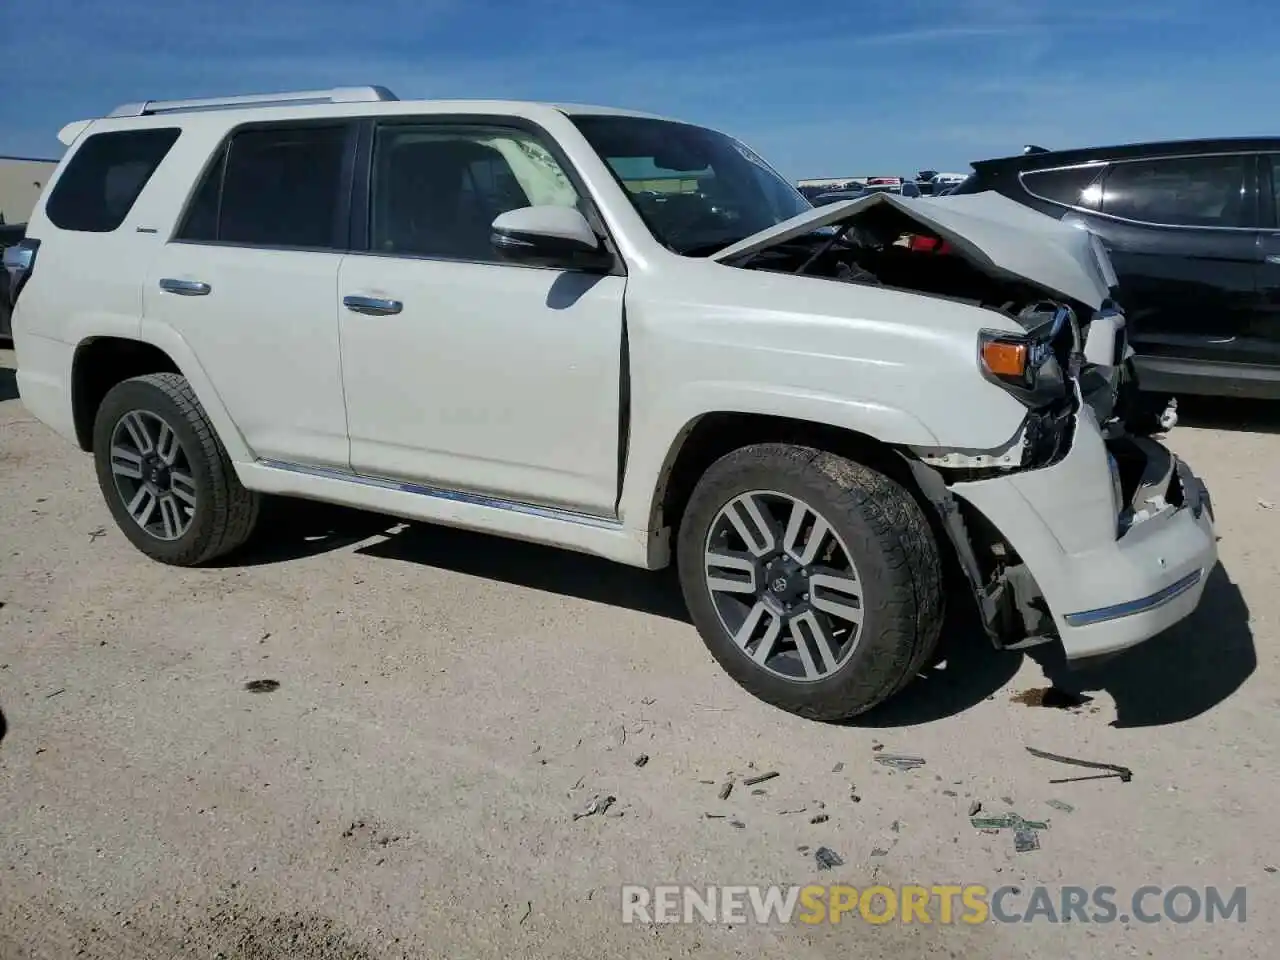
[952,411,1217,659]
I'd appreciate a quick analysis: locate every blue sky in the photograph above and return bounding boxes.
[1,0,1275,178]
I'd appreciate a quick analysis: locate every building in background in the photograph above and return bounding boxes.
[0,156,59,224]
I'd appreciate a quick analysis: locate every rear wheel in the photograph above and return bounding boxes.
[93,372,259,565]
[677,443,944,721]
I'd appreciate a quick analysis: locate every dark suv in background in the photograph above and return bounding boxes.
[0,221,26,341]
[953,139,1280,399]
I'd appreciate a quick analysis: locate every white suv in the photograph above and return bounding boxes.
[5,86,1217,720]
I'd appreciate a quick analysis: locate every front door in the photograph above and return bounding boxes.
[337,119,625,516]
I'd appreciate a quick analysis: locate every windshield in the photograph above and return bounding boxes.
[569,115,812,256]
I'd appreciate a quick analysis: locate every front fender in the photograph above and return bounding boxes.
[617,380,940,540]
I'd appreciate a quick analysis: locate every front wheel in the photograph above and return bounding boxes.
[93,372,260,565]
[677,444,944,721]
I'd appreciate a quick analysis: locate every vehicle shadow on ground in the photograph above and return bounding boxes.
[0,365,17,403]
[1031,561,1254,728]
[214,498,401,568]
[1173,395,1280,435]
[357,522,692,621]
[848,562,1254,729]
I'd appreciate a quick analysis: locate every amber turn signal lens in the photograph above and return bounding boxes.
[981,340,1028,379]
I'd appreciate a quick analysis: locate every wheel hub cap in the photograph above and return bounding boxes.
[703,490,865,683]
[109,409,197,542]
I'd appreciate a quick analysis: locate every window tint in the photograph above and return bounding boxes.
[1269,156,1280,225]
[1100,156,1248,227]
[45,128,180,232]
[179,125,349,248]
[1020,165,1104,208]
[370,124,579,260]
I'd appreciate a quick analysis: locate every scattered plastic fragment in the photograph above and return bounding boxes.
[634,754,649,768]
[815,847,844,870]
[810,814,829,824]
[970,814,1048,831]
[730,819,746,829]
[874,755,926,771]
[832,762,845,773]
[718,781,733,801]
[743,771,779,787]
[1014,830,1040,853]
[244,680,280,694]
[573,795,616,821]
[1046,799,1075,813]
[968,800,982,816]
[1259,499,1274,510]
[871,847,890,858]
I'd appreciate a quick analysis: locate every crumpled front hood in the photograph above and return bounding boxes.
[711,190,1116,311]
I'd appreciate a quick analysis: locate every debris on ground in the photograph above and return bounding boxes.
[634,754,649,768]
[942,790,958,797]
[890,820,902,833]
[1014,830,1041,853]
[815,847,844,870]
[573,795,617,821]
[519,901,532,925]
[970,814,1049,831]
[1001,796,1015,805]
[1046,799,1075,813]
[810,814,829,824]
[849,790,861,803]
[87,528,107,542]
[244,680,280,694]
[641,697,656,705]
[874,755,926,771]
[968,800,982,816]
[871,847,890,858]
[871,743,885,752]
[742,771,779,787]
[718,781,734,801]
[1011,687,1093,710]
[779,807,807,815]
[1026,746,1134,783]
[704,812,726,819]
[832,762,845,773]
[45,688,66,699]
[1265,866,1277,874]
[751,789,766,796]
[730,820,746,829]
[1260,499,1275,510]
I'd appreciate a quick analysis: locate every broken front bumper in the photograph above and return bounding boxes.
[951,409,1217,660]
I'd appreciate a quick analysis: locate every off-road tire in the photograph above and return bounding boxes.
[677,443,944,721]
[93,372,260,565]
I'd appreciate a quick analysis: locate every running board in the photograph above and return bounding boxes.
[255,458,624,530]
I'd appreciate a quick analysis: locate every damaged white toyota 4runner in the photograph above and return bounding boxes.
[6,89,1216,720]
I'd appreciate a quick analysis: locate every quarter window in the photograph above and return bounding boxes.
[370,124,580,261]
[1020,165,1105,208]
[177,124,351,249]
[45,128,181,232]
[1100,156,1248,228]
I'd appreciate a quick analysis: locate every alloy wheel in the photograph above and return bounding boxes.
[703,490,864,682]
[108,410,197,541]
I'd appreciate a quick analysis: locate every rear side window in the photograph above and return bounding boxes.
[177,124,350,249]
[1100,156,1248,228]
[1020,165,1104,208]
[45,128,180,232]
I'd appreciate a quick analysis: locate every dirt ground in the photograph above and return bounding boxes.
[1,345,1277,959]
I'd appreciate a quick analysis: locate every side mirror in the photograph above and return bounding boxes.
[490,206,613,271]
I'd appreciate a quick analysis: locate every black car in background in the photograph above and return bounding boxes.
[953,139,1280,399]
[0,222,25,341]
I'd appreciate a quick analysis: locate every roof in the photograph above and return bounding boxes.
[973,136,1280,169]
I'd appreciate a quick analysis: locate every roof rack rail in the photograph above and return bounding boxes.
[106,86,398,118]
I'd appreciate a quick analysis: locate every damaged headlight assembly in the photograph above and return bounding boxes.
[977,303,1075,409]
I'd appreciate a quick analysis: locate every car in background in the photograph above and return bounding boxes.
[953,138,1280,400]
[811,187,870,206]
[0,221,25,341]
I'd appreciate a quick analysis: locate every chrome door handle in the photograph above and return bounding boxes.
[159,278,211,296]
[343,295,403,316]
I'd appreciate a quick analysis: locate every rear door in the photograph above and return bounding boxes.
[1081,153,1261,385]
[142,121,358,468]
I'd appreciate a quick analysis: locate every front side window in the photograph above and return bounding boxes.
[570,115,811,256]
[1100,155,1248,228]
[46,128,180,232]
[370,124,580,261]
[178,124,350,248]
